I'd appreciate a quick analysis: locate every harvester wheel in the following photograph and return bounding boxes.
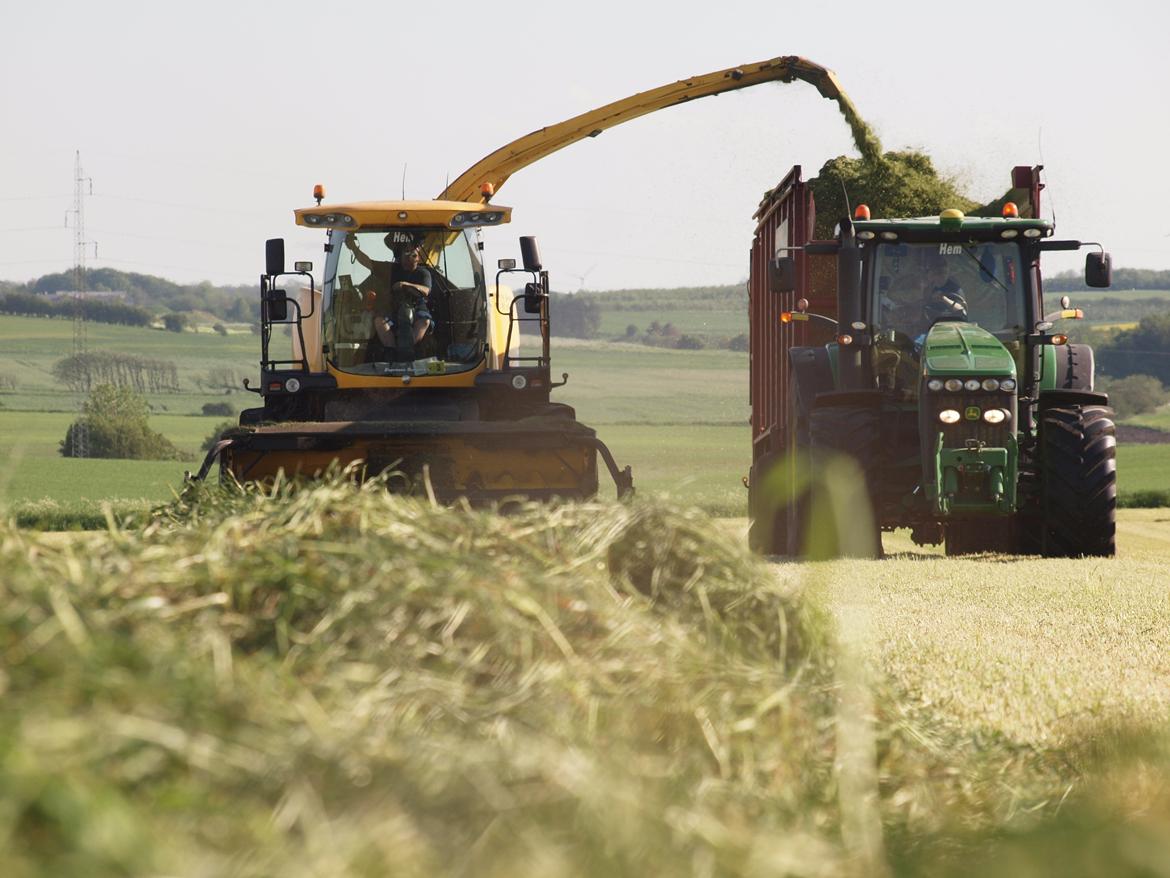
[805,399,882,559]
[1038,403,1117,557]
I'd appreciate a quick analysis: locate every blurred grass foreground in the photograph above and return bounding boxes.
[3,474,1170,876]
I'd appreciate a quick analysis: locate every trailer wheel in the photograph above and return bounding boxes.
[805,401,882,559]
[1038,403,1117,557]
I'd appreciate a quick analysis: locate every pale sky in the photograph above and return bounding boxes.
[2,0,1167,291]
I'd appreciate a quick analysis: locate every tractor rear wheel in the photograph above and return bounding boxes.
[805,399,882,559]
[1038,403,1117,557]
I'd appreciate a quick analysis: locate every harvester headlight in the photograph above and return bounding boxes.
[981,378,1000,392]
[944,378,963,392]
[284,377,301,393]
[927,378,944,392]
[939,409,961,424]
[305,214,321,225]
[340,214,354,226]
[983,408,1008,424]
[857,231,875,240]
[964,378,981,392]
[452,213,465,224]
[1000,378,1017,392]
[879,231,898,241]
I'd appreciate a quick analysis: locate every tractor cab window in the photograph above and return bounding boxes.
[871,241,1027,342]
[322,227,486,375]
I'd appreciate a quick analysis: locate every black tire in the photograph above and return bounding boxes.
[747,453,787,555]
[804,402,882,559]
[1038,403,1117,557]
[1053,344,1096,391]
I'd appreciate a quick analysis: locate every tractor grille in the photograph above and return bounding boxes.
[930,392,1015,447]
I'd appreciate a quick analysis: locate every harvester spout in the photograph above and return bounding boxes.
[440,55,875,204]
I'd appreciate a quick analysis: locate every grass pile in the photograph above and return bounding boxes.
[0,475,837,877]
[6,474,1170,875]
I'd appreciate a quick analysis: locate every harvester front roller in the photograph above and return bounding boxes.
[194,415,633,503]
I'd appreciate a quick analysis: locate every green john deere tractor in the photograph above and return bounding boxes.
[773,204,1115,557]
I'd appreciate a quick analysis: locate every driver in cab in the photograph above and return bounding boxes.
[344,236,434,347]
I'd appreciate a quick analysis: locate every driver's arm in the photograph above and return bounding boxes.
[345,236,375,271]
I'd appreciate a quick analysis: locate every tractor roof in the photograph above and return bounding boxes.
[853,213,1054,241]
[295,200,512,232]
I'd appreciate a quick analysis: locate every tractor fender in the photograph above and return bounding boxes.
[1038,388,1110,410]
[788,346,836,420]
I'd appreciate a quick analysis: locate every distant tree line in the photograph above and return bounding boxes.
[1047,267,1170,292]
[3,267,259,324]
[0,291,153,326]
[52,352,180,394]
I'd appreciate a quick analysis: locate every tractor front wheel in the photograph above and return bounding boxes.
[1038,403,1117,557]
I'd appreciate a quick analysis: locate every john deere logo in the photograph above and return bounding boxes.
[965,406,980,421]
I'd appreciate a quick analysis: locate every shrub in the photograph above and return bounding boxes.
[162,312,188,333]
[60,384,187,460]
[727,333,750,352]
[676,334,705,350]
[625,324,639,337]
[1098,374,1166,418]
[200,419,239,453]
[201,401,235,417]
[212,322,228,336]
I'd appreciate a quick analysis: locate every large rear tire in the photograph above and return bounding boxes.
[805,399,882,559]
[1038,403,1117,557]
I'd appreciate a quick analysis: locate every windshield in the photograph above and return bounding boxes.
[323,227,486,376]
[871,241,1027,340]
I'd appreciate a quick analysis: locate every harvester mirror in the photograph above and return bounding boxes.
[263,287,288,322]
[498,258,517,271]
[1085,251,1112,288]
[523,281,542,314]
[519,236,543,272]
[265,238,286,276]
[769,256,796,293]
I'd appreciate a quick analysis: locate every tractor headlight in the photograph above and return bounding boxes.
[927,378,944,392]
[939,409,961,424]
[981,378,1000,392]
[964,378,981,392]
[944,378,963,392]
[983,408,1008,424]
[284,377,301,393]
[1000,378,1017,392]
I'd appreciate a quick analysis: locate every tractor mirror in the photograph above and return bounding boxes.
[524,281,542,314]
[265,238,286,277]
[264,287,288,322]
[769,256,796,293]
[1085,251,1111,288]
[519,236,542,272]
